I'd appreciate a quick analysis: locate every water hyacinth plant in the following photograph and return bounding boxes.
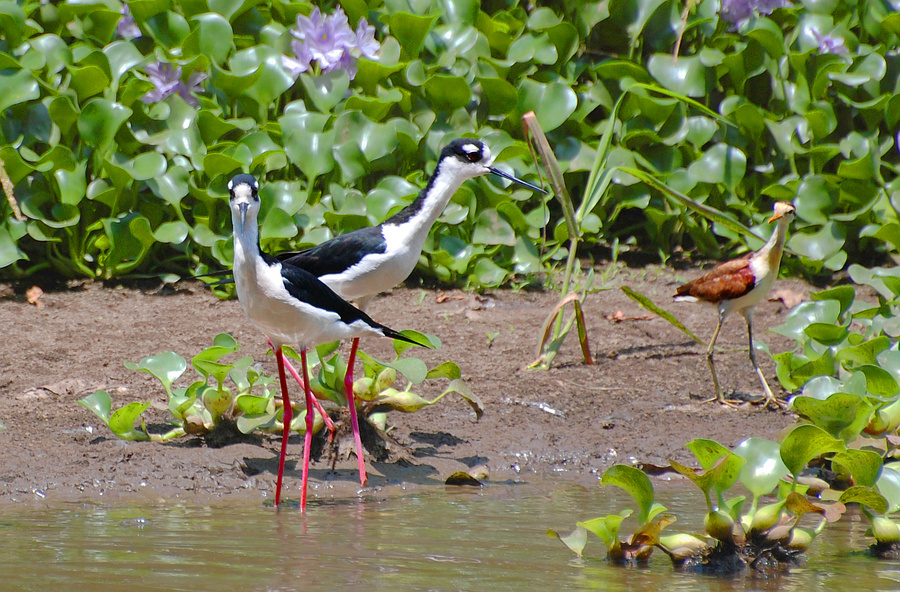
[551,433,847,572]
[79,332,482,451]
[2,0,899,288]
[766,272,900,557]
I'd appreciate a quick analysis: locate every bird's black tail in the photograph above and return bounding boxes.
[380,326,431,348]
[190,269,236,286]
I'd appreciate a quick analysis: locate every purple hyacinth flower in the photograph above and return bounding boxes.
[141,62,207,108]
[354,18,380,60]
[720,0,754,25]
[282,39,312,77]
[720,0,789,26]
[336,51,358,79]
[116,4,142,39]
[812,29,849,55]
[754,0,786,14]
[292,6,355,72]
[283,6,380,80]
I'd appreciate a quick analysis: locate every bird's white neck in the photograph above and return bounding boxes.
[232,211,263,278]
[755,216,790,269]
[385,161,468,240]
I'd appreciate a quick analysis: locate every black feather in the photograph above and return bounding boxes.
[276,225,387,276]
[275,257,423,347]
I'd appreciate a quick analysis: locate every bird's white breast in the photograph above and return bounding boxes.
[233,244,380,349]
[319,222,425,304]
[719,253,778,316]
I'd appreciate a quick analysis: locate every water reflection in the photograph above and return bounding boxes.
[1,480,899,591]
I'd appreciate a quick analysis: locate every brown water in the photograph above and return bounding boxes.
[1,479,898,591]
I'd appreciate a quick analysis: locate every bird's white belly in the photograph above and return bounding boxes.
[234,257,378,349]
[320,238,422,303]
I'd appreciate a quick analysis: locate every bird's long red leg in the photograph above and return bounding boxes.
[344,337,368,486]
[282,354,336,440]
[300,348,314,512]
[274,347,293,508]
[269,337,335,439]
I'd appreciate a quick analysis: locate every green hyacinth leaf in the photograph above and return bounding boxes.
[734,437,789,498]
[601,464,660,524]
[78,390,113,423]
[780,424,845,477]
[78,99,132,151]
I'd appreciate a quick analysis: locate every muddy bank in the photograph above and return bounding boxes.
[0,265,807,505]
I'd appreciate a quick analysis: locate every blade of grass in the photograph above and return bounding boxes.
[618,166,764,242]
[621,286,706,346]
[624,82,736,127]
[573,297,594,365]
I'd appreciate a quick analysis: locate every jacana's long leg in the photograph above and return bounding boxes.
[704,309,740,407]
[274,347,293,508]
[745,310,783,409]
[300,348,314,512]
[344,337,368,486]
[268,337,336,438]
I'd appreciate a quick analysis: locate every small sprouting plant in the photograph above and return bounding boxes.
[79,332,483,445]
[551,431,849,572]
[523,112,593,370]
[79,333,276,441]
[309,331,484,433]
[548,464,673,564]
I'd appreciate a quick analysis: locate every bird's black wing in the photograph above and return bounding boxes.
[194,225,389,287]
[276,225,387,277]
[278,261,424,347]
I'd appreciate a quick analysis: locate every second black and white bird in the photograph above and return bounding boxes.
[228,173,421,510]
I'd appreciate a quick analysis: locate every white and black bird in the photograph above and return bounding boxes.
[228,173,422,510]
[274,138,545,307]
[212,139,544,487]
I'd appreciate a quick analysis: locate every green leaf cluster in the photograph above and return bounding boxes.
[3,0,899,284]
[771,276,900,551]
[78,332,480,442]
[551,435,852,570]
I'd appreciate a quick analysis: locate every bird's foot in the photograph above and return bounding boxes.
[751,395,787,410]
[700,390,747,409]
[697,392,745,408]
[715,397,745,409]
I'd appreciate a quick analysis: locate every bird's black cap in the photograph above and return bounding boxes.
[442,138,486,163]
[228,173,258,193]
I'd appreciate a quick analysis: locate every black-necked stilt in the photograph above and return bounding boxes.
[228,173,423,509]
[674,202,795,408]
[270,139,544,485]
[214,139,544,487]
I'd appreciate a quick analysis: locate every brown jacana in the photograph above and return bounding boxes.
[674,202,795,408]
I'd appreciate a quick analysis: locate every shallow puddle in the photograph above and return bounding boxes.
[2,478,899,591]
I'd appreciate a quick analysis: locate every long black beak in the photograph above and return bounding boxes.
[488,166,546,194]
[238,202,248,234]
